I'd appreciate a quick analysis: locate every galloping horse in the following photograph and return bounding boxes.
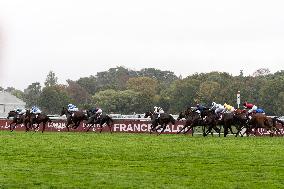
[85,110,114,133]
[233,109,249,137]
[60,107,88,131]
[246,113,281,137]
[144,111,175,135]
[177,109,204,136]
[26,111,52,133]
[202,109,221,137]
[7,110,30,132]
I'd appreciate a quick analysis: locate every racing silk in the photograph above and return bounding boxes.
[196,104,206,112]
[154,106,164,114]
[31,106,41,114]
[255,108,265,114]
[15,108,26,115]
[68,104,78,112]
[211,103,223,110]
[243,102,254,109]
[224,103,235,112]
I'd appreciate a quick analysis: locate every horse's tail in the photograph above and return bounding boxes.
[108,115,114,124]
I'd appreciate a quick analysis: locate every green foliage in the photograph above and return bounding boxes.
[0,132,284,188]
[23,82,42,107]
[5,67,284,115]
[38,85,72,114]
[66,80,92,107]
[165,78,201,112]
[4,87,25,100]
[93,89,152,114]
[259,76,284,115]
[44,71,58,87]
[126,77,158,98]
[77,75,97,95]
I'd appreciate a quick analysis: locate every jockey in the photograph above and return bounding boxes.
[223,103,235,113]
[15,107,26,115]
[255,108,265,114]
[195,104,206,114]
[91,107,103,119]
[243,102,258,114]
[31,106,42,118]
[211,102,225,118]
[154,106,164,119]
[67,104,78,112]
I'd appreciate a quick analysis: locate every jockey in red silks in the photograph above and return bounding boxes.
[243,102,258,114]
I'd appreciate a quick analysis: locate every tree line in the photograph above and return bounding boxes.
[1,67,283,115]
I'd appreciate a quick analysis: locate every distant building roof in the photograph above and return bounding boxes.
[0,91,26,105]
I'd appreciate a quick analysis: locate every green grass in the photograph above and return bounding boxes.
[0,131,283,189]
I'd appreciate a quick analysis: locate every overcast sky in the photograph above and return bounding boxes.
[0,0,284,90]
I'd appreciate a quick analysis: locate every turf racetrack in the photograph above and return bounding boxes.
[0,131,283,188]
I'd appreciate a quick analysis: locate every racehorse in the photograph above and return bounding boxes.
[60,107,88,131]
[177,109,204,136]
[202,109,221,137]
[144,111,175,135]
[246,113,281,137]
[233,109,250,137]
[26,111,52,133]
[7,110,30,132]
[85,110,114,133]
[220,112,235,137]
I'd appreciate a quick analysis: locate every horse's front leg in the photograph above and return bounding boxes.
[73,121,80,129]
[42,123,46,133]
[107,122,112,134]
[158,124,166,135]
[10,121,17,132]
[177,125,188,134]
[99,124,103,133]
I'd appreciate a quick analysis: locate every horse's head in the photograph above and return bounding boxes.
[7,110,17,118]
[60,107,68,116]
[144,111,153,118]
[177,111,185,121]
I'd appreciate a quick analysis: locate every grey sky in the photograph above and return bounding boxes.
[0,0,284,90]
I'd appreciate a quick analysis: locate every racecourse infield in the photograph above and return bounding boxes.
[0,131,283,188]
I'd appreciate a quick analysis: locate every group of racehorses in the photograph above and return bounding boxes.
[174,107,284,137]
[6,107,284,136]
[144,107,284,137]
[7,107,113,133]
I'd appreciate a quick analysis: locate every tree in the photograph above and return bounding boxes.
[252,68,270,77]
[66,80,92,107]
[93,89,152,114]
[39,85,72,114]
[5,87,25,100]
[164,78,201,113]
[259,76,284,115]
[44,71,58,87]
[196,81,221,105]
[77,75,97,95]
[126,77,158,98]
[24,82,42,107]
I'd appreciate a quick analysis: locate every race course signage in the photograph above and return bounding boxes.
[0,118,283,136]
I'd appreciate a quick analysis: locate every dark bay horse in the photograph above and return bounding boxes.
[85,110,114,133]
[202,109,221,137]
[26,111,52,133]
[177,110,204,136]
[144,111,175,135]
[7,110,30,132]
[233,109,250,137]
[60,107,88,131]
